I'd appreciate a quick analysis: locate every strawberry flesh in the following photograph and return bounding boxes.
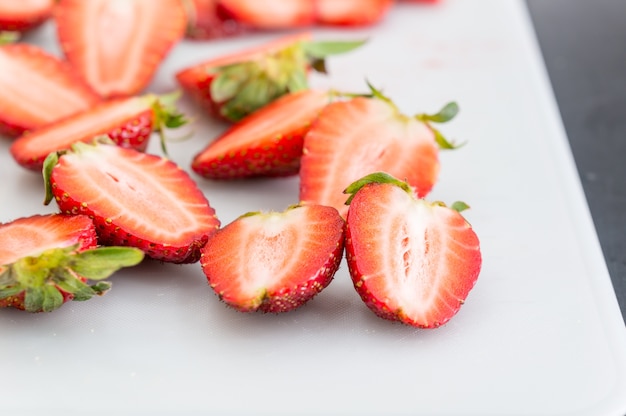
[200,204,344,313]
[299,96,440,218]
[184,0,244,40]
[192,89,331,179]
[45,142,220,264]
[218,0,315,29]
[0,43,101,138]
[315,0,393,26]
[55,0,187,98]
[0,0,54,32]
[345,175,481,328]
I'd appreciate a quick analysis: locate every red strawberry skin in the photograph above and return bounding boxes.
[0,43,101,138]
[55,0,187,98]
[0,214,98,311]
[47,143,220,263]
[184,0,243,40]
[192,89,330,179]
[0,0,54,32]
[10,96,160,171]
[315,0,393,26]
[299,96,440,218]
[200,204,344,313]
[218,0,315,29]
[345,180,481,328]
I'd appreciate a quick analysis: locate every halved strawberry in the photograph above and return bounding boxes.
[344,172,482,328]
[0,43,101,138]
[192,89,332,179]
[0,0,54,33]
[10,93,185,171]
[0,213,144,312]
[183,0,244,40]
[218,0,315,29]
[200,204,344,313]
[299,84,458,218]
[176,32,363,122]
[43,141,220,264]
[55,0,187,98]
[315,0,394,26]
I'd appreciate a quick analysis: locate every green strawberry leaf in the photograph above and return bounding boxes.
[70,247,144,280]
[431,127,465,150]
[56,276,97,302]
[451,201,471,212]
[0,31,19,45]
[418,102,459,123]
[24,287,44,313]
[302,39,367,60]
[41,285,64,312]
[90,281,112,296]
[344,172,412,205]
[42,151,60,205]
[0,284,23,300]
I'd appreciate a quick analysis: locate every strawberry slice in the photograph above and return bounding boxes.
[192,89,331,179]
[0,0,54,32]
[200,204,344,313]
[0,213,144,312]
[344,172,482,328]
[55,0,187,98]
[315,0,394,26]
[176,32,363,122]
[43,141,220,264]
[0,43,101,138]
[10,93,185,171]
[183,0,243,40]
[218,0,315,29]
[299,84,458,218]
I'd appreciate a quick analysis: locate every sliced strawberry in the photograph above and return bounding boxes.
[299,86,458,218]
[192,89,331,179]
[200,204,344,313]
[0,43,101,138]
[315,0,394,26]
[43,141,221,264]
[344,172,482,328]
[176,32,363,122]
[183,0,244,40]
[0,0,54,33]
[218,0,315,29]
[10,93,185,171]
[55,0,187,98]
[0,213,144,312]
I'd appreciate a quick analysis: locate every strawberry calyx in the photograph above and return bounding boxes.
[416,101,462,149]
[142,91,188,155]
[344,171,471,214]
[0,245,144,312]
[210,38,364,121]
[0,31,19,44]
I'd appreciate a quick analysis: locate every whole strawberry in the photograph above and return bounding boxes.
[200,204,344,313]
[176,32,363,122]
[43,140,220,264]
[344,172,482,328]
[0,214,144,312]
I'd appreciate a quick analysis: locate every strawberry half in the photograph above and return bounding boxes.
[192,89,332,179]
[43,141,220,264]
[344,172,482,328]
[0,0,54,33]
[176,32,363,122]
[10,93,185,171]
[0,42,101,138]
[299,84,459,218]
[218,0,315,29]
[0,213,144,312]
[183,0,244,40]
[315,0,394,27]
[200,204,344,313]
[55,0,187,98]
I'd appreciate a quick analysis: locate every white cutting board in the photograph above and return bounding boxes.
[2,1,626,415]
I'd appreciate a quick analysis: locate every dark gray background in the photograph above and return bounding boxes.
[526,0,626,324]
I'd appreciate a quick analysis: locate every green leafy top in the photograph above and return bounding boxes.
[416,102,463,149]
[142,91,188,156]
[343,172,413,205]
[0,245,144,312]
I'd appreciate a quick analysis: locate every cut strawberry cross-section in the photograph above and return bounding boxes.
[200,204,345,313]
[344,172,482,328]
[43,141,220,264]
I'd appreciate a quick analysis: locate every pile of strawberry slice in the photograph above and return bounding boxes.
[1,0,481,329]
